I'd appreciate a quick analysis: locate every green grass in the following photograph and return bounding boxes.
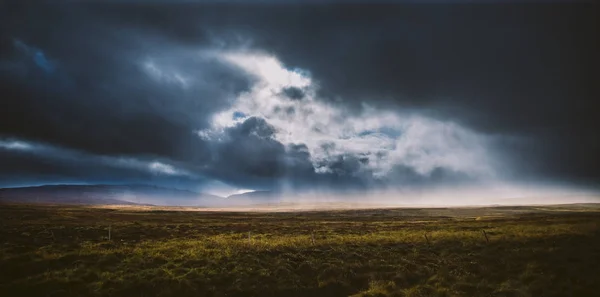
[1,204,599,297]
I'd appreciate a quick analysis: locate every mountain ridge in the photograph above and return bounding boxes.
[0,184,221,206]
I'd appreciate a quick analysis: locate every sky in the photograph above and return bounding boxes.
[0,1,598,199]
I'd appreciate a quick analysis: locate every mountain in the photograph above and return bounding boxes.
[0,184,221,206]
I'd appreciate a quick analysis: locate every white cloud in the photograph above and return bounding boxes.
[112,158,190,177]
[0,140,34,151]
[148,161,179,175]
[142,59,190,89]
[199,51,499,180]
[220,52,311,88]
[1,138,190,177]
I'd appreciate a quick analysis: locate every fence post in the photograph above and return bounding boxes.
[108,224,112,241]
[482,230,489,243]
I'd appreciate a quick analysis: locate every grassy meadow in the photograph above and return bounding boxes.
[1,204,599,297]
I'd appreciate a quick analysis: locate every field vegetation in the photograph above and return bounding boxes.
[1,204,599,297]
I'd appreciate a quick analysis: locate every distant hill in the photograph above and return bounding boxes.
[0,184,221,206]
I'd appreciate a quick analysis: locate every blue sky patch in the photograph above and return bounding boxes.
[13,39,56,74]
[233,111,247,120]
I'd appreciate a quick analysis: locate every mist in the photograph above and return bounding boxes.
[101,182,599,210]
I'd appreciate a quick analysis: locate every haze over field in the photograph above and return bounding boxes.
[1,1,598,207]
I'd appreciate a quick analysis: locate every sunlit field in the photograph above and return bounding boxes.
[1,204,599,297]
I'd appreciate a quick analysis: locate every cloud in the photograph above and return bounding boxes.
[282,87,305,100]
[141,59,191,89]
[201,116,312,189]
[198,51,501,189]
[0,140,33,150]
[0,4,252,163]
[0,138,199,187]
[0,2,597,194]
[148,162,180,175]
[13,40,56,74]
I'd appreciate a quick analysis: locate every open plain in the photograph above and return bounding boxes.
[1,203,599,297]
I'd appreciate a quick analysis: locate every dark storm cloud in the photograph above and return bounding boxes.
[108,2,594,184]
[0,139,209,190]
[235,3,599,184]
[386,165,476,187]
[200,117,373,191]
[0,1,598,191]
[0,2,250,161]
[203,117,315,190]
[188,2,597,184]
[282,87,305,100]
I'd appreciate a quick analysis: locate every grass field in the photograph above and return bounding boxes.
[1,204,599,297]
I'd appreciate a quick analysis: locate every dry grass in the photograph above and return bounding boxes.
[1,203,599,297]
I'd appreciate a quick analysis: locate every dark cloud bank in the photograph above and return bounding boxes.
[0,1,598,203]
